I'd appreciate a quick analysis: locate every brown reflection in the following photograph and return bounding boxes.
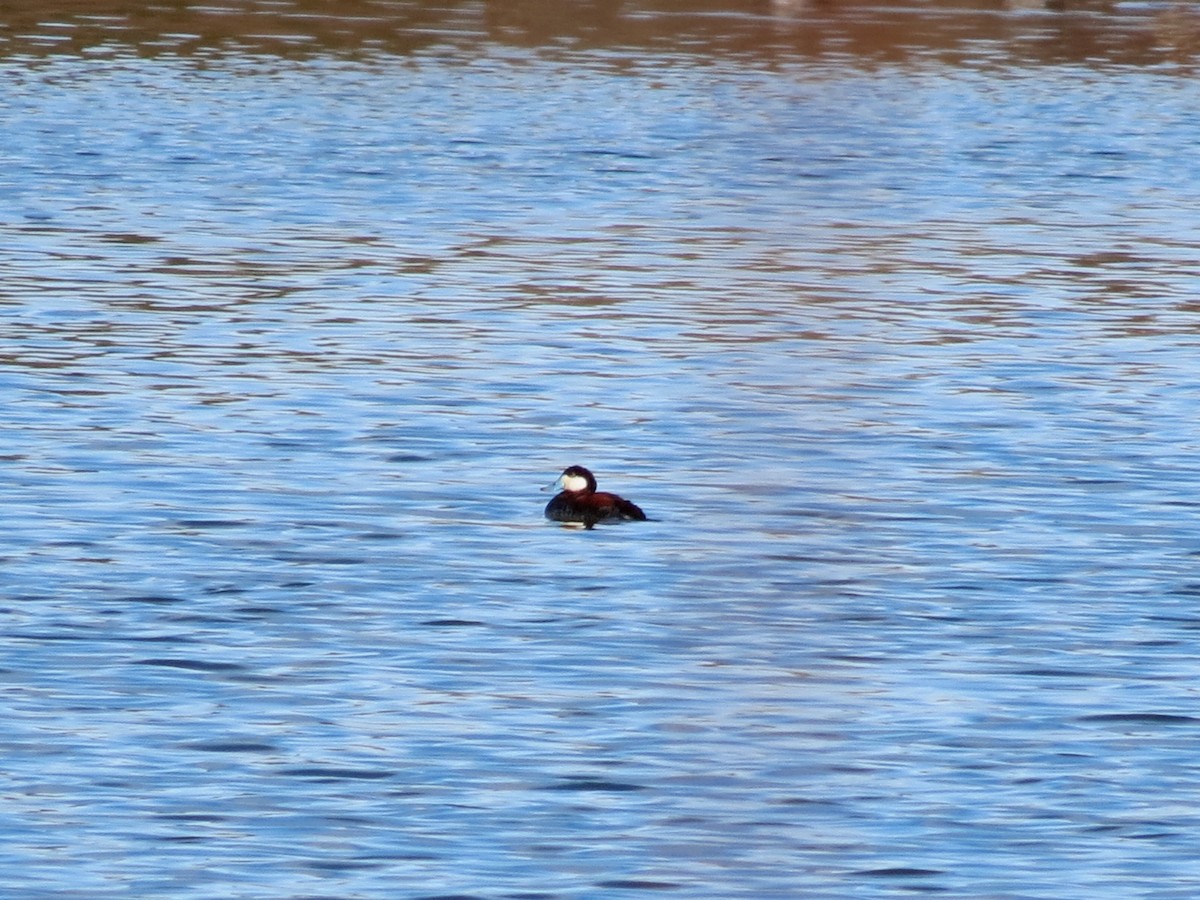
[0,0,1195,66]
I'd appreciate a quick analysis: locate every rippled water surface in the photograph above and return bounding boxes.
[5,2,1200,897]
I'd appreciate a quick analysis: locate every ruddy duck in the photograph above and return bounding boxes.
[543,465,647,529]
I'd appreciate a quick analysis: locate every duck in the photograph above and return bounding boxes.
[543,465,647,529]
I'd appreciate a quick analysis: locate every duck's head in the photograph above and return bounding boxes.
[545,465,597,494]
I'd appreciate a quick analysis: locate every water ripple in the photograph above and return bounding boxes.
[3,10,1200,900]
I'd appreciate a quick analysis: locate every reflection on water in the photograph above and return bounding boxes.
[5,2,1200,898]
[2,0,1199,65]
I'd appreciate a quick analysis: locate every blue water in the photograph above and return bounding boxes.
[4,3,1200,897]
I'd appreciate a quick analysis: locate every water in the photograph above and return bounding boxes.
[4,1,1200,897]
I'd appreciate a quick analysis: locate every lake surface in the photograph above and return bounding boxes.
[4,1,1200,897]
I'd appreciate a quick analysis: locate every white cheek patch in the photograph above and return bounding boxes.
[561,474,589,492]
